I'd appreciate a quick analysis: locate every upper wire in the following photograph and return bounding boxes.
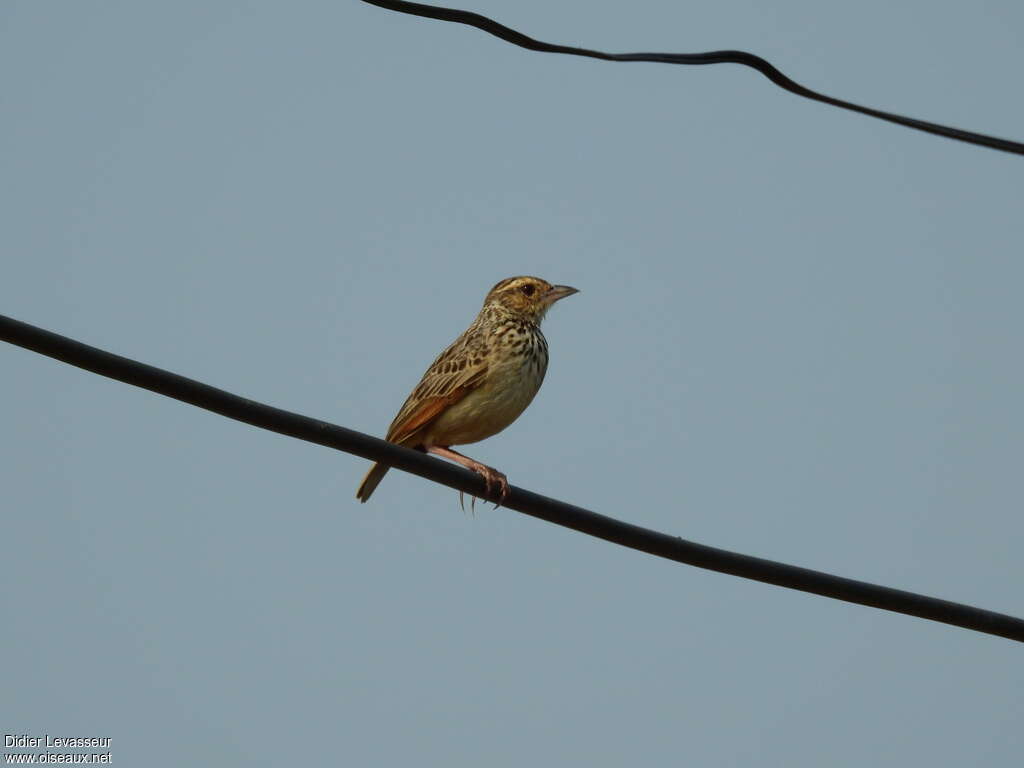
[360,0,1024,157]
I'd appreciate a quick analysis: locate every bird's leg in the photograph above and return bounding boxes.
[428,446,510,507]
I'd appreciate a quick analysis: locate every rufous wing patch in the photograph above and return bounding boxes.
[384,340,489,446]
[384,361,488,445]
[386,387,468,445]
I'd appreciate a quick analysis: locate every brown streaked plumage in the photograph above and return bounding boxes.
[356,276,578,503]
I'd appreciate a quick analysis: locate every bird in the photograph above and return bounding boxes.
[356,276,578,504]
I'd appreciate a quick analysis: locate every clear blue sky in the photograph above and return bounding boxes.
[3,2,1022,765]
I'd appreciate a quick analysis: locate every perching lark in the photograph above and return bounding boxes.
[356,276,578,503]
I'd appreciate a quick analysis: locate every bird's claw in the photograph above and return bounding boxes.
[477,465,509,509]
[459,490,479,516]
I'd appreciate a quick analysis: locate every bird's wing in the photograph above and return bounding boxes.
[385,336,489,446]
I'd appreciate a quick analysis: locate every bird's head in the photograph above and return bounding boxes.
[483,276,579,323]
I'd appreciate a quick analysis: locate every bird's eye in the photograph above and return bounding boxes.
[520,284,536,296]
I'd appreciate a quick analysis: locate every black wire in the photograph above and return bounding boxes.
[3,311,1023,643]
[359,0,1024,157]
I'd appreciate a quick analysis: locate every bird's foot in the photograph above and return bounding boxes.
[467,461,509,508]
[427,446,509,509]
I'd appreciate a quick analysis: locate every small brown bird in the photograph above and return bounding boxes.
[356,276,578,503]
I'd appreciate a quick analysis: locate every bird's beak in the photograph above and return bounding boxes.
[543,285,579,305]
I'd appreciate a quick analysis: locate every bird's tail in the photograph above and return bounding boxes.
[356,462,390,503]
